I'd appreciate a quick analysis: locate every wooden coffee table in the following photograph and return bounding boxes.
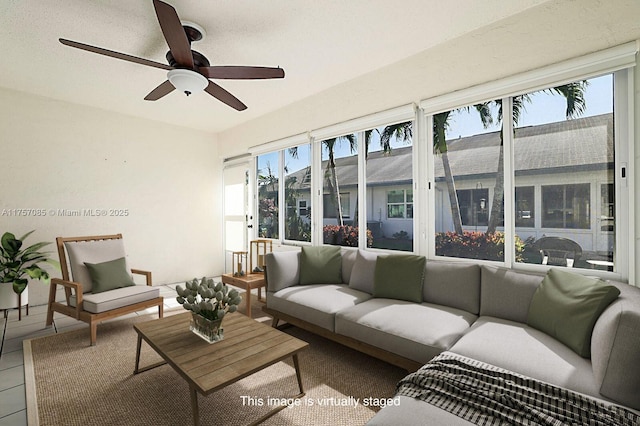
[221,273,266,319]
[133,312,308,426]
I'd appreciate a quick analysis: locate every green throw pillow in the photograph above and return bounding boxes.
[373,254,426,303]
[527,268,620,358]
[84,257,136,294]
[299,246,342,285]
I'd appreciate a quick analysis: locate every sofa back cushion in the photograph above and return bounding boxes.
[341,248,357,284]
[299,246,342,285]
[373,254,426,303]
[527,268,620,358]
[424,262,480,314]
[349,250,386,294]
[591,281,640,410]
[480,265,544,323]
[265,251,300,292]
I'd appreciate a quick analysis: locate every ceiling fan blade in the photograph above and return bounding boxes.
[144,80,175,101]
[205,81,247,111]
[153,0,194,68]
[199,66,285,80]
[59,38,172,71]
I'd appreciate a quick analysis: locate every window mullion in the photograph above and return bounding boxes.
[503,97,515,267]
[357,130,367,249]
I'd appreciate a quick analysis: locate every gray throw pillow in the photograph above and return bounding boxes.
[349,250,384,294]
[373,254,426,303]
[84,257,136,294]
[527,268,620,358]
[299,246,342,285]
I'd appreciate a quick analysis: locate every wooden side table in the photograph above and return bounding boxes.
[220,273,266,319]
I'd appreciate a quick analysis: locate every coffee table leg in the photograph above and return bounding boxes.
[293,354,304,394]
[190,385,200,426]
[134,335,142,374]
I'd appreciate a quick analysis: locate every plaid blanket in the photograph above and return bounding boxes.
[396,353,640,426]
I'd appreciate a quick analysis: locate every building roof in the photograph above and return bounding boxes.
[284,113,613,189]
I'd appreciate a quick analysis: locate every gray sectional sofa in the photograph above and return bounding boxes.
[263,248,640,423]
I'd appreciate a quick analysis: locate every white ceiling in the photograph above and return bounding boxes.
[1,0,638,135]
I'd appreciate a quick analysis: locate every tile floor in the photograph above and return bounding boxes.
[0,284,182,426]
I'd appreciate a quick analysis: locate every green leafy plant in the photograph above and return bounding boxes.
[323,225,373,247]
[435,231,524,262]
[176,277,242,321]
[0,231,58,295]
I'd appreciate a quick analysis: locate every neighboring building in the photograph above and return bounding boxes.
[285,113,613,256]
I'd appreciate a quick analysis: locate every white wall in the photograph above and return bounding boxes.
[0,88,222,306]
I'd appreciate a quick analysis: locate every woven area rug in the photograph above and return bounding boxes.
[24,305,406,426]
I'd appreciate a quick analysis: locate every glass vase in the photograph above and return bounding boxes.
[190,312,224,343]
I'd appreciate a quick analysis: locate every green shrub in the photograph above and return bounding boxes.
[435,231,524,262]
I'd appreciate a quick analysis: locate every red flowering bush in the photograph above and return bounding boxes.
[323,225,373,247]
[435,231,524,262]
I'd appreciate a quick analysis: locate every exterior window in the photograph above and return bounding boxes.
[366,121,413,251]
[298,200,308,217]
[256,152,279,239]
[457,188,488,226]
[515,186,535,227]
[284,144,311,242]
[322,133,359,247]
[323,193,350,218]
[434,101,503,261]
[387,189,413,219]
[541,184,590,229]
[514,73,614,268]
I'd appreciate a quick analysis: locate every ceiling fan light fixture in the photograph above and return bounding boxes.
[167,69,208,96]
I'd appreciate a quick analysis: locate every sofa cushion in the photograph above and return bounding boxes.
[84,257,136,294]
[299,246,342,285]
[70,285,160,314]
[373,254,426,303]
[268,284,371,331]
[64,238,130,294]
[424,262,480,314]
[349,250,385,294]
[335,299,476,364]
[340,248,357,284]
[449,316,602,399]
[591,281,640,410]
[265,251,300,292]
[527,268,620,358]
[480,265,544,322]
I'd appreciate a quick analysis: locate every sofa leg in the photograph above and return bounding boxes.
[90,322,97,346]
[271,317,279,328]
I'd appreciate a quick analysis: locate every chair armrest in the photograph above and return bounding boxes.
[51,278,84,319]
[131,269,152,286]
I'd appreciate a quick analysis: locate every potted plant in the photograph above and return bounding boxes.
[0,231,58,318]
[176,277,242,343]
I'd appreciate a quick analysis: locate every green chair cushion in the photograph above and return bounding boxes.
[527,268,620,358]
[373,254,426,303]
[299,246,342,285]
[84,257,136,294]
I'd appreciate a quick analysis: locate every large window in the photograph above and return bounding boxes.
[284,144,311,242]
[365,121,414,251]
[249,46,631,280]
[321,133,359,247]
[434,101,504,261]
[514,73,614,269]
[256,152,279,239]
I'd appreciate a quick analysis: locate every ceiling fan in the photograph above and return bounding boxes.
[59,0,284,111]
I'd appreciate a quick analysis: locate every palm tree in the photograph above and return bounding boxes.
[322,134,357,225]
[484,81,588,233]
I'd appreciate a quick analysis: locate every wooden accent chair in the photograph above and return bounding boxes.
[46,234,164,345]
